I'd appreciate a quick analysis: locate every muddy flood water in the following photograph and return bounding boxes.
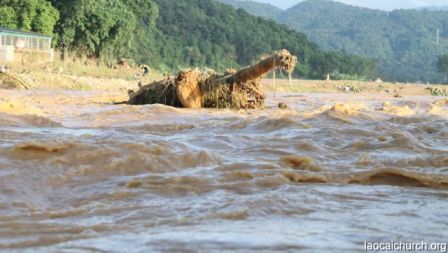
[0,89,447,252]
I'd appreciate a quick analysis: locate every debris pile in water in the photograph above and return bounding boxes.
[128,49,297,109]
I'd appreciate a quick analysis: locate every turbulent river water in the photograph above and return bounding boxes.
[0,90,447,252]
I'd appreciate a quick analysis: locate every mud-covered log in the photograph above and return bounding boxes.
[205,49,297,87]
[127,49,297,109]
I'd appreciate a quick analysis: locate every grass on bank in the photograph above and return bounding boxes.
[1,52,162,90]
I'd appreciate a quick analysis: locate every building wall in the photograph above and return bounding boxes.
[0,33,51,52]
[0,46,14,63]
[0,33,52,64]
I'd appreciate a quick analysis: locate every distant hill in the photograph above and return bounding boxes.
[216,0,282,20]
[218,0,448,82]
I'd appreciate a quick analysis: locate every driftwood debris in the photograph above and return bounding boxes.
[128,49,297,109]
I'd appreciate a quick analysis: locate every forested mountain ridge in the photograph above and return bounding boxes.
[218,0,448,82]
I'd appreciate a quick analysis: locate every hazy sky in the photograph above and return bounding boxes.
[254,0,448,10]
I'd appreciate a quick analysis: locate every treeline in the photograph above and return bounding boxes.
[0,0,378,79]
[51,0,159,61]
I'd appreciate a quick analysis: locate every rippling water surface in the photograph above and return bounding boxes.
[0,90,447,252]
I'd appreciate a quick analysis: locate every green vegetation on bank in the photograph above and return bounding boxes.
[1,0,378,80]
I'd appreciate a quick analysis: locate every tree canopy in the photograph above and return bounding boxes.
[50,0,141,59]
[0,0,59,35]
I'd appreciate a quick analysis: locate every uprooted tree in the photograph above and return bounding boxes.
[127,49,297,109]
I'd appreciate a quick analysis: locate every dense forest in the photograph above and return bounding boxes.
[217,0,448,83]
[0,0,378,79]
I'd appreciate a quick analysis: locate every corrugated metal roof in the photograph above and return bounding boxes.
[0,27,52,39]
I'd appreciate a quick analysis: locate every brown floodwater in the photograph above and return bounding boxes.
[0,90,447,252]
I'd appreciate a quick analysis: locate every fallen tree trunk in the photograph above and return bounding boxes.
[128,49,297,109]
